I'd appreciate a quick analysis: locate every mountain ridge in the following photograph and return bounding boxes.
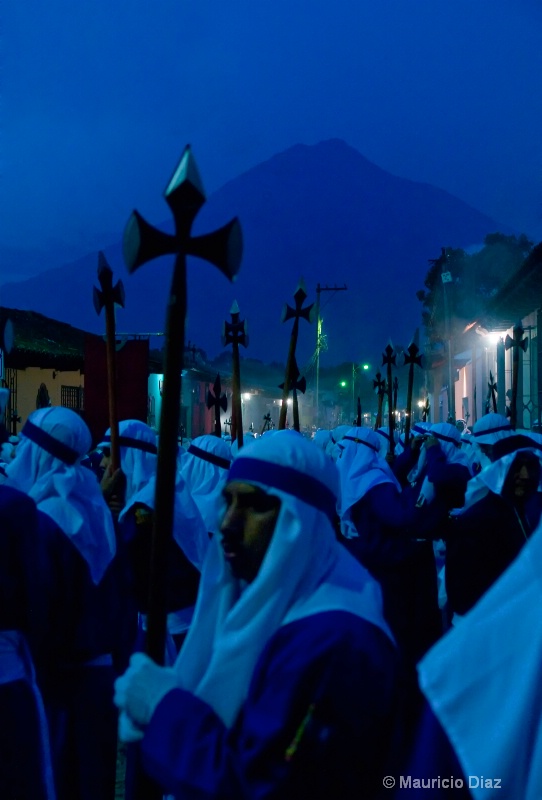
[1,138,514,370]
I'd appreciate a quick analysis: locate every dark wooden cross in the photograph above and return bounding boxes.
[185,340,198,365]
[421,397,430,422]
[260,412,273,435]
[486,370,498,415]
[505,322,528,430]
[93,252,125,472]
[206,373,228,437]
[279,279,314,430]
[222,300,248,450]
[356,397,362,427]
[382,343,397,457]
[403,337,424,447]
[278,355,306,432]
[123,145,242,665]
[373,371,386,429]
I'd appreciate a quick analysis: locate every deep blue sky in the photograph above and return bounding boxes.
[2,0,542,283]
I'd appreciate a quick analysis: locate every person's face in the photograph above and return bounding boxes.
[220,481,281,583]
[478,443,494,462]
[510,457,540,499]
[99,447,111,471]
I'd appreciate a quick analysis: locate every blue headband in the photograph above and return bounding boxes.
[22,419,80,465]
[342,435,378,452]
[473,425,511,438]
[227,456,337,525]
[432,430,460,445]
[101,434,157,454]
[188,444,231,470]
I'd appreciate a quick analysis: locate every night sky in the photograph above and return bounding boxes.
[2,1,542,286]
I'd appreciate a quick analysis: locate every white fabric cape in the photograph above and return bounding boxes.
[5,407,115,584]
[173,433,393,727]
[418,519,542,799]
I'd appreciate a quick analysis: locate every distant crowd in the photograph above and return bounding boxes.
[1,399,541,799]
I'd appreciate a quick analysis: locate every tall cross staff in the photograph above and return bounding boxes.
[421,397,430,422]
[373,371,386,429]
[505,322,528,430]
[278,355,306,432]
[279,279,314,430]
[485,370,498,415]
[403,338,423,447]
[206,374,228,437]
[93,252,125,471]
[382,343,397,457]
[356,397,362,427]
[260,412,272,435]
[123,145,242,663]
[222,300,248,449]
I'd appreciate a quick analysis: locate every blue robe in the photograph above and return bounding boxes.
[0,486,54,800]
[34,510,123,800]
[140,611,401,799]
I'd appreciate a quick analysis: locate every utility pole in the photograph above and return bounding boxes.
[314,283,347,427]
[440,248,455,422]
[429,247,455,422]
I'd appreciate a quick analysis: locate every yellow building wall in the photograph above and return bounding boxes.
[14,367,84,427]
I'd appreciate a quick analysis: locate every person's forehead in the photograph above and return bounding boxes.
[224,480,266,496]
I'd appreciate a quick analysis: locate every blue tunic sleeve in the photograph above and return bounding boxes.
[141,611,401,799]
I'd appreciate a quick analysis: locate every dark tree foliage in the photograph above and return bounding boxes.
[417,233,533,344]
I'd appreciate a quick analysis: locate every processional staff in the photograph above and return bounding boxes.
[278,355,306,432]
[486,370,498,415]
[421,397,430,422]
[222,300,248,449]
[93,252,125,471]
[382,343,397,457]
[505,322,528,430]
[403,335,424,447]
[373,371,386,429]
[206,373,228,437]
[123,145,242,665]
[279,279,314,430]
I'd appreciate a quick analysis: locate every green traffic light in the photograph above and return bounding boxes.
[340,381,347,387]
[363,364,369,370]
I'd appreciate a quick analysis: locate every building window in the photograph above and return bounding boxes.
[61,385,84,411]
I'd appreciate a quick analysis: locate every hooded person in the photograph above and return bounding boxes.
[391,421,433,487]
[99,420,208,652]
[415,516,542,799]
[471,412,514,470]
[375,425,401,460]
[0,485,57,800]
[180,434,232,538]
[313,428,333,453]
[325,424,351,461]
[411,422,473,507]
[335,426,448,670]
[445,446,542,618]
[5,407,116,584]
[114,432,403,799]
[336,426,401,540]
[3,407,120,800]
